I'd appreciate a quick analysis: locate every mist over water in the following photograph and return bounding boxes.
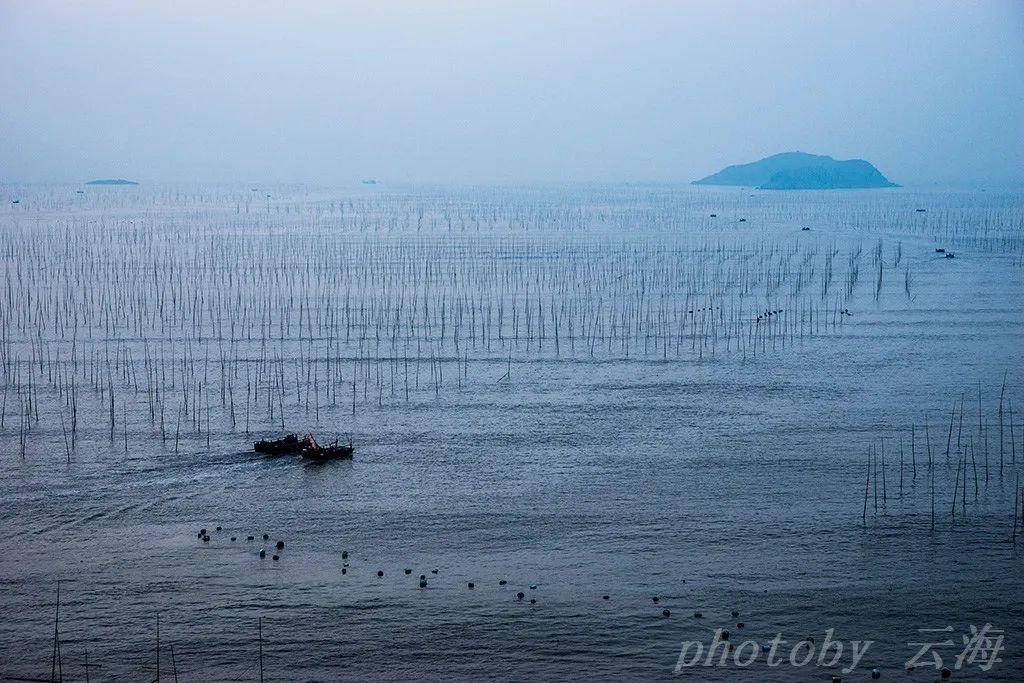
[0,183,1022,680]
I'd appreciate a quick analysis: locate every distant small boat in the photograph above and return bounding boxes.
[11,200,19,204]
[916,208,926,212]
[362,179,379,185]
[302,436,354,462]
[800,226,810,231]
[945,252,955,259]
[709,213,717,218]
[935,248,945,253]
[254,433,307,455]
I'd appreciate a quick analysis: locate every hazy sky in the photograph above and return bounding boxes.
[1,1,1022,185]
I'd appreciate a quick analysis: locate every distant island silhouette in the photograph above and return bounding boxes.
[85,178,139,185]
[692,152,898,189]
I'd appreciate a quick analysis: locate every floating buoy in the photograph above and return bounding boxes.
[216,526,222,531]
[341,567,346,575]
[404,569,412,575]
[275,541,284,550]
[230,537,236,542]
[431,569,438,574]
[468,582,475,589]
[693,612,703,618]
[247,536,254,541]
[199,528,207,536]
[662,609,671,617]
[761,644,770,653]
[737,622,745,629]
[529,585,537,590]
[940,667,951,679]
[602,595,609,600]
[263,534,269,540]
[831,676,842,683]
[731,610,739,617]
[499,580,507,586]
[652,596,659,603]
[272,555,279,561]
[259,549,266,558]
[202,535,210,542]
[419,579,427,588]
[530,598,536,604]
[871,668,880,679]
[516,592,524,600]
[342,551,348,559]
[720,630,730,641]
[377,570,384,577]
[420,574,426,580]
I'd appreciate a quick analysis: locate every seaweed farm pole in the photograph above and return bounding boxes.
[951,455,962,525]
[899,435,904,495]
[945,402,955,463]
[862,452,870,525]
[259,616,264,683]
[1013,474,1019,544]
[881,439,887,507]
[911,424,917,479]
[930,464,935,532]
[970,434,978,499]
[60,412,70,463]
[999,372,1006,474]
[50,580,61,683]
[925,416,933,469]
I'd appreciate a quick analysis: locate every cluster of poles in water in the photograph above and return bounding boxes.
[861,376,1024,537]
[3,194,934,458]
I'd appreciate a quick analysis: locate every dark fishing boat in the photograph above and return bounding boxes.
[254,433,307,455]
[301,435,354,462]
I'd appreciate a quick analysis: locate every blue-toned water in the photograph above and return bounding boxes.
[0,184,1022,681]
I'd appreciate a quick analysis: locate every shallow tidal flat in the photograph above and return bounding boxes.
[0,183,1023,680]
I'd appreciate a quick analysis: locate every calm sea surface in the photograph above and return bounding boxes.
[1,184,1022,681]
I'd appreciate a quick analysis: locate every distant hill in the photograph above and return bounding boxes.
[692,152,897,189]
[85,178,139,185]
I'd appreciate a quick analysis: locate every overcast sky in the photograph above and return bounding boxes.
[1,1,1022,185]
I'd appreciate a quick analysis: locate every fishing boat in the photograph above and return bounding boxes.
[254,433,307,455]
[301,434,354,462]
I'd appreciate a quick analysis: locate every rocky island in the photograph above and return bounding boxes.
[693,152,898,189]
[85,178,139,185]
